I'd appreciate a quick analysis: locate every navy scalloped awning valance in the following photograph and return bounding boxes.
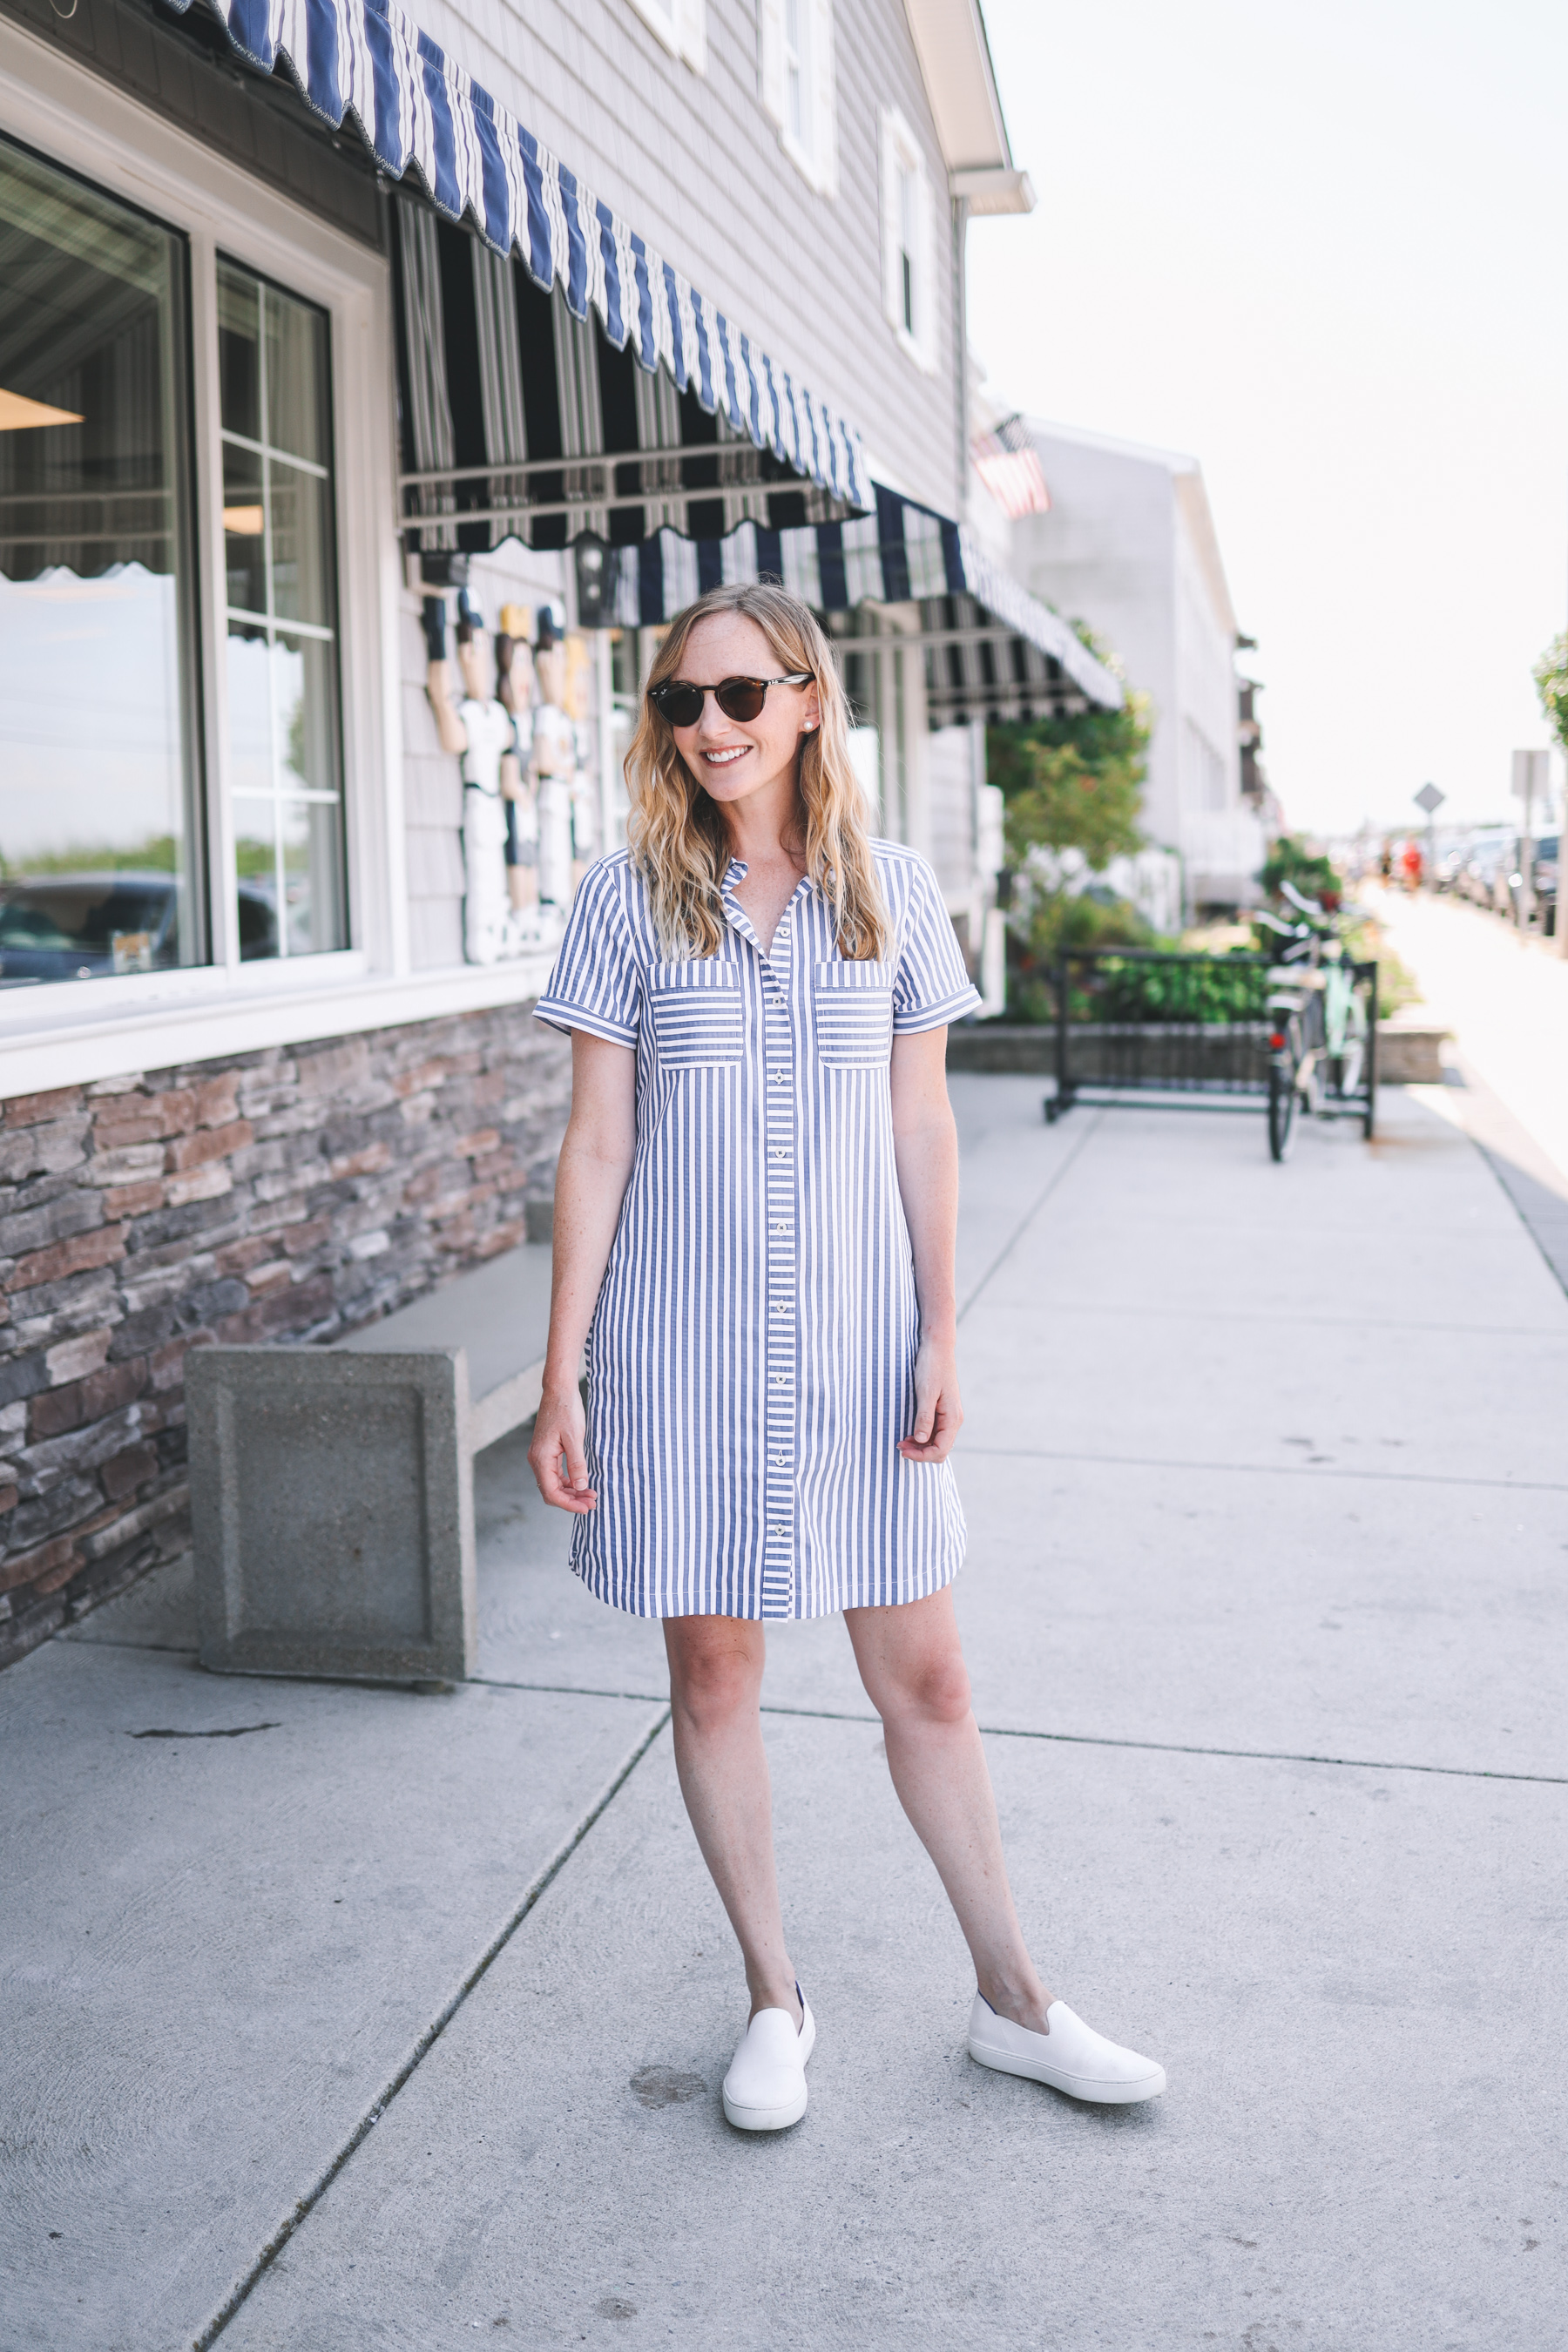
[599,490,1124,715]
[166,0,868,506]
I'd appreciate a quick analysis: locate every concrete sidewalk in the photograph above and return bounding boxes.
[3,1079,1565,2350]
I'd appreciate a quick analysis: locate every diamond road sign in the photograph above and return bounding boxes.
[1414,783,1445,815]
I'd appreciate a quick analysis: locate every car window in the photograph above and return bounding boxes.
[0,882,172,953]
[238,887,279,959]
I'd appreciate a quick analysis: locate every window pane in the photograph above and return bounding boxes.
[0,134,203,985]
[280,799,346,956]
[265,287,330,465]
[226,626,274,798]
[276,634,340,795]
[217,267,261,443]
[232,799,279,962]
[217,256,345,961]
[223,443,267,614]
[269,463,335,627]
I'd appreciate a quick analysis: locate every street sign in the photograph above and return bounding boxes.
[1511,748,1550,801]
[1413,782,1444,815]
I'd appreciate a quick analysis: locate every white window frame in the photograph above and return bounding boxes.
[0,16,445,1091]
[627,0,706,74]
[760,0,838,198]
[880,106,937,374]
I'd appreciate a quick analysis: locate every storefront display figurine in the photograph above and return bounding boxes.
[495,603,540,929]
[424,591,534,964]
[529,607,580,918]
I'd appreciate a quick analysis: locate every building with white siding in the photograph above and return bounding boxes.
[1008,419,1267,915]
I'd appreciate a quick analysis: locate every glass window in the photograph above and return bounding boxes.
[0,133,203,986]
[784,0,807,143]
[218,259,346,960]
[898,162,918,335]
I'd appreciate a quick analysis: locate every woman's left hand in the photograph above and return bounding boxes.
[898,1335,963,1463]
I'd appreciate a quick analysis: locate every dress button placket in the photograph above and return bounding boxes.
[761,911,796,1617]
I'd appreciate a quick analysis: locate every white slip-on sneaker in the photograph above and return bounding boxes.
[721,1986,816,2132]
[968,1992,1166,2105]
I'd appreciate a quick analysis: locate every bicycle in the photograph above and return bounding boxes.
[1258,882,1377,1161]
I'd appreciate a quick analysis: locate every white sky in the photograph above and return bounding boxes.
[966,0,1568,838]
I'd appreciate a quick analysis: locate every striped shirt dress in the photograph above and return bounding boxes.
[534,842,983,1620]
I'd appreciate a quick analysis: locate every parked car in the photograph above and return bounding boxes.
[1434,841,1470,893]
[0,872,277,983]
[1527,833,1558,936]
[1454,830,1511,909]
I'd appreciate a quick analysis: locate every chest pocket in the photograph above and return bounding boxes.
[814,961,895,1068]
[649,960,745,1068]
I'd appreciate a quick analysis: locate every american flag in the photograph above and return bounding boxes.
[971,416,1051,520]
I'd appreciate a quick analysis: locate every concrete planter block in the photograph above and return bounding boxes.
[188,1347,476,1686]
[1375,1023,1450,1084]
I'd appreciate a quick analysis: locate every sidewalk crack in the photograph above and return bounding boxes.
[189,1703,671,2350]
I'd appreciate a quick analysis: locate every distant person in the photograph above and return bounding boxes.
[1402,839,1423,892]
[528,581,1166,2135]
[1379,844,1394,882]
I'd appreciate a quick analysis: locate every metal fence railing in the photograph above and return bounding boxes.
[1045,950,1276,1121]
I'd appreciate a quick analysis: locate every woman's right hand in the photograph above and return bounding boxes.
[528,1379,598,1513]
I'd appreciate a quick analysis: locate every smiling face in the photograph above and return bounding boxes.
[666,612,821,814]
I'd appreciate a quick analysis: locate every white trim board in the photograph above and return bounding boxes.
[0,956,558,1100]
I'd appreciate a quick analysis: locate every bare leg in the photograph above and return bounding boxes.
[844,1587,1057,2033]
[663,1616,801,2024]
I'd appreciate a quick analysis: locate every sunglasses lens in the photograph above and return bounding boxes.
[652,683,704,727]
[714,679,767,722]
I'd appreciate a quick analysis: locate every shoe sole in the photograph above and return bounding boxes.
[721,2084,809,2131]
[721,2006,815,2132]
[969,2036,1166,2105]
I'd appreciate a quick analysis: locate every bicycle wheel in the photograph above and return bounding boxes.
[1267,1058,1297,1160]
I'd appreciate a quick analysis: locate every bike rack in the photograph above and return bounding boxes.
[1043,949,1378,1142]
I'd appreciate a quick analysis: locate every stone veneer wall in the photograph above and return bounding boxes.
[0,1005,571,1669]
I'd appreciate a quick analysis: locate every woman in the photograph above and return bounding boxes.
[529,584,1164,2130]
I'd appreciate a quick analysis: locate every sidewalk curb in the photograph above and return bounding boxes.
[189,1701,672,2350]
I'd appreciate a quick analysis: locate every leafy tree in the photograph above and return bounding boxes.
[1534,632,1568,754]
[985,647,1154,1020]
[1260,833,1341,910]
[987,690,1151,874]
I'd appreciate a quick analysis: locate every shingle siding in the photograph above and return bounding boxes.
[413,0,959,514]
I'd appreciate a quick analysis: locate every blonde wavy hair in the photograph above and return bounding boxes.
[625,582,891,962]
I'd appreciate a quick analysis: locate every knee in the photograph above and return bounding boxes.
[669,1639,761,1735]
[884,1650,972,1732]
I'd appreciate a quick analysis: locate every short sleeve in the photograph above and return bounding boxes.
[890,855,983,1033]
[533,859,642,1048]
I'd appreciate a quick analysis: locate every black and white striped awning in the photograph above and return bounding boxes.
[393,199,1122,722]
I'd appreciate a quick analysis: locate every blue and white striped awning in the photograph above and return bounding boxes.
[166,0,867,506]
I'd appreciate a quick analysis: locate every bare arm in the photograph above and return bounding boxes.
[889,1026,963,1463]
[425,659,469,758]
[527,1030,636,1512]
